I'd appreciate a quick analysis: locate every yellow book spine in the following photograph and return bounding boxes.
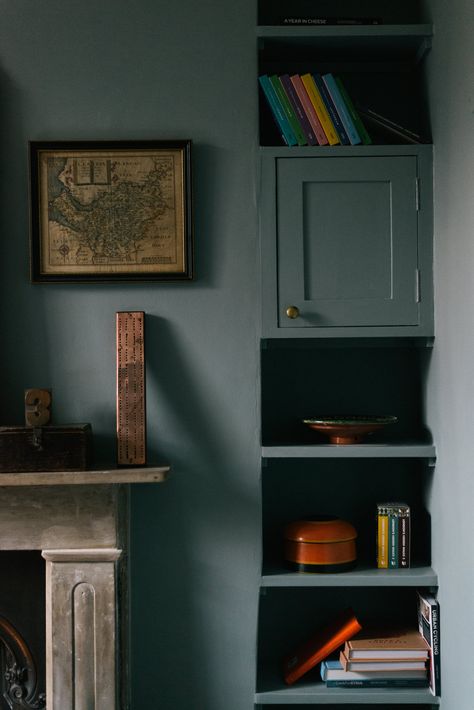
[301,73,339,145]
[377,513,389,568]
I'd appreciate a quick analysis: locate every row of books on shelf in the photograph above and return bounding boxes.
[282,591,440,695]
[259,72,428,147]
[377,502,411,569]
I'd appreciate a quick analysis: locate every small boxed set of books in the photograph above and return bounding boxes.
[376,503,410,569]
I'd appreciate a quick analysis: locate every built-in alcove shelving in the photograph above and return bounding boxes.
[255,2,437,706]
[257,0,433,148]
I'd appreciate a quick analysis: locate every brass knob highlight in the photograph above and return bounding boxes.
[286,306,300,319]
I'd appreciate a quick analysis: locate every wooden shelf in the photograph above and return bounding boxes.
[262,443,436,459]
[261,565,438,588]
[0,465,170,487]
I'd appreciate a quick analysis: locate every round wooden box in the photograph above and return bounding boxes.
[284,516,357,573]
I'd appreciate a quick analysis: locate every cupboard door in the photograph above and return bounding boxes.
[277,156,420,328]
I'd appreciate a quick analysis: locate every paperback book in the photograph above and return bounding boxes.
[356,105,430,144]
[258,74,297,146]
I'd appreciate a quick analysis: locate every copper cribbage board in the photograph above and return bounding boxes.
[116,311,146,466]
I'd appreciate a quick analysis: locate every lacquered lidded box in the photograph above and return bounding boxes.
[284,516,357,573]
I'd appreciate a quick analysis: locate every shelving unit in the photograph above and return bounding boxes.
[255,2,437,707]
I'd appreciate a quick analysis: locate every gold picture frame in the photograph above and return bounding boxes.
[29,140,193,282]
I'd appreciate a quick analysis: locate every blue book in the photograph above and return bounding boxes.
[321,659,428,688]
[322,73,362,145]
[313,73,350,145]
[258,75,297,146]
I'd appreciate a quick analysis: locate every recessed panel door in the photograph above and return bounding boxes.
[277,156,419,328]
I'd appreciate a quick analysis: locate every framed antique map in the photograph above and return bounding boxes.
[29,140,193,282]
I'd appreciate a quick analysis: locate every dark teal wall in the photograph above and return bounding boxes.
[0,1,260,708]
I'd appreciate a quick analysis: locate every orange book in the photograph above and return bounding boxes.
[283,608,362,685]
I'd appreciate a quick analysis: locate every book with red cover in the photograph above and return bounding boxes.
[283,607,362,685]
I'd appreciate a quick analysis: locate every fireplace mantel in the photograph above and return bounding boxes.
[0,464,169,487]
[0,466,169,709]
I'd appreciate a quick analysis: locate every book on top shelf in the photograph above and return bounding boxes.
[269,74,308,146]
[279,17,383,26]
[290,74,328,145]
[322,73,362,145]
[313,73,350,145]
[280,74,319,145]
[300,73,340,145]
[356,105,430,144]
[283,607,361,685]
[417,591,441,696]
[344,627,429,660]
[258,74,297,146]
[334,76,372,145]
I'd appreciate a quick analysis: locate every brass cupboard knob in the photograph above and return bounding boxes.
[286,305,300,319]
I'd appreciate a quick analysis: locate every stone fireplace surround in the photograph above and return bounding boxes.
[0,467,168,710]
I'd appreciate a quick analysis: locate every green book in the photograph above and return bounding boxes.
[269,74,307,146]
[335,76,372,145]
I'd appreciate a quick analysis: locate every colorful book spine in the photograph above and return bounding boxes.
[300,73,339,145]
[399,510,410,568]
[280,74,318,145]
[322,73,361,145]
[334,76,372,144]
[313,73,350,145]
[269,75,307,146]
[377,505,388,568]
[377,503,411,569]
[389,510,399,568]
[290,74,328,145]
[258,75,297,146]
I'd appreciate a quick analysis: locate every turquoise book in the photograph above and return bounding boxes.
[322,73,362,145]
[258,74,297,146]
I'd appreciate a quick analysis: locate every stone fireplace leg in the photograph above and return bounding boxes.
[42,549,122,710]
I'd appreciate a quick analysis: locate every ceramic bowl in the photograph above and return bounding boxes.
[302,415,398,445]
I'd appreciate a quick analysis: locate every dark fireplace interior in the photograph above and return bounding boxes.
[0,552,45,709]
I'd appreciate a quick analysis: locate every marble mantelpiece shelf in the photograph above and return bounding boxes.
[0,465,170,486]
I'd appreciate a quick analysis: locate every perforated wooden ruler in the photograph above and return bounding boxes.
[116,311,146,466]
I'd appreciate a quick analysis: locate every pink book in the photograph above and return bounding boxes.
[290,74,328,146]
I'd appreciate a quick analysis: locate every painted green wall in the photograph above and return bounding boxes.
[0,1,260,708]
[424,0,474,707]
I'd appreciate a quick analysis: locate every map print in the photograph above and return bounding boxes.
[38,149,185,275]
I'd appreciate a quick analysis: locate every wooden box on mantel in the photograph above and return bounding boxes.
[0,424,92,472]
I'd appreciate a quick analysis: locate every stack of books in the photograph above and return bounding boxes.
[321,627,429,688]
[377,502,410,569]
[259,72,372,147]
